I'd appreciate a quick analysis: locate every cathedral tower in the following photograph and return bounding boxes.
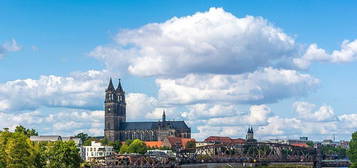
[104,78,126,142]
[246,126,254,140]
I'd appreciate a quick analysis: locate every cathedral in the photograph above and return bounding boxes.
[104,79,191,142]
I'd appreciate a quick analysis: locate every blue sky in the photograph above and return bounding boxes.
[1,0,357,141]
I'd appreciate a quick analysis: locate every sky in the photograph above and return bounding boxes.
[1,0,357,141]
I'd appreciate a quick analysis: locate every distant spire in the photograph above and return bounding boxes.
[248,126,253,133]
[162,110,166,123]
[116,78,123,92]
[106,77,115,91]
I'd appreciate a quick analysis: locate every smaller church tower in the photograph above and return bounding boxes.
[162,110,166,124]
[246,126,254,140]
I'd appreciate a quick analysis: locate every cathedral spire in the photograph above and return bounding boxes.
[106,77,115,91]
[247,126,253,134]
[162,110,166,123]
[116,78,123,92]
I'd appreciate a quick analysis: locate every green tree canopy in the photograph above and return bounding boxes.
[120,143,129,154]
[14,125,38,137]
[101,137,109,145]
[186,141,196,149]
[0,126,82,168]
[120,139,147,154]
[75,132,89,143]
[0,128,38,168]
[348,132,357,168]
[46,141,82,168]
[109,141,122,153]
[83,137,98,146]
[5,132,35,168]
[127,139,147,154]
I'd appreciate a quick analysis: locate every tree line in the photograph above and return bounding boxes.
[2,125,356,168]
[0,126,81,168]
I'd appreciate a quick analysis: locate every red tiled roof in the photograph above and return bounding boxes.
[145,141,163,148]
[166,136,195,148]
[231,138,245,144]
[291,143,309,148]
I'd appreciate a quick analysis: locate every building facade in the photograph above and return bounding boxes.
[104,79,191,142]
[82,141,113,161]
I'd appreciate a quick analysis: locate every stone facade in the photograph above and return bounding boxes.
[104,79,191,142]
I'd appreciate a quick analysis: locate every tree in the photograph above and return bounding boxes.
[31,143,47,168]
[120,139,147,154]
[0,128,12,167]
[109,141,122,153]
[3,132,36,168]
[27,128,38,137]
[348,132,357,168]
[101,137,109,145]
[127,139,147,154]
[186,141,196,149]
[125,139,133,146]
[46,141,81,168]
[83,137,97,146]
[120,143,129,154]
[0,126,82,168]
[14,125,38,137]
[75,132,89,143]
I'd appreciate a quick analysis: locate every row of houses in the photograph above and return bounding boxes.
[29,135,195,161]
[30,135,114,161]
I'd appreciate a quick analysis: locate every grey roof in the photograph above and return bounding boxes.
[30,135,62,142]
[121,121,189,130]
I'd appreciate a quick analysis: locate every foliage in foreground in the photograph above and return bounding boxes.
[348,132,357,168]
[0,126,81,168]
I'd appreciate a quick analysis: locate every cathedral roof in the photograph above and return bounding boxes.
[121,121,190,130]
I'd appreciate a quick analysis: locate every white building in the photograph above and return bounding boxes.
[82,141,113,161]
[195,141,215,147]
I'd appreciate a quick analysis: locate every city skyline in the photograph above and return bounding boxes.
[1,0,357,141]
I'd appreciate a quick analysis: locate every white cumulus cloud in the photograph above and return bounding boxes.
[0,70,111,111]
[156,67,319,105]
[294,39,357,69]
[293,101,336,121]
[90,7,298,77]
